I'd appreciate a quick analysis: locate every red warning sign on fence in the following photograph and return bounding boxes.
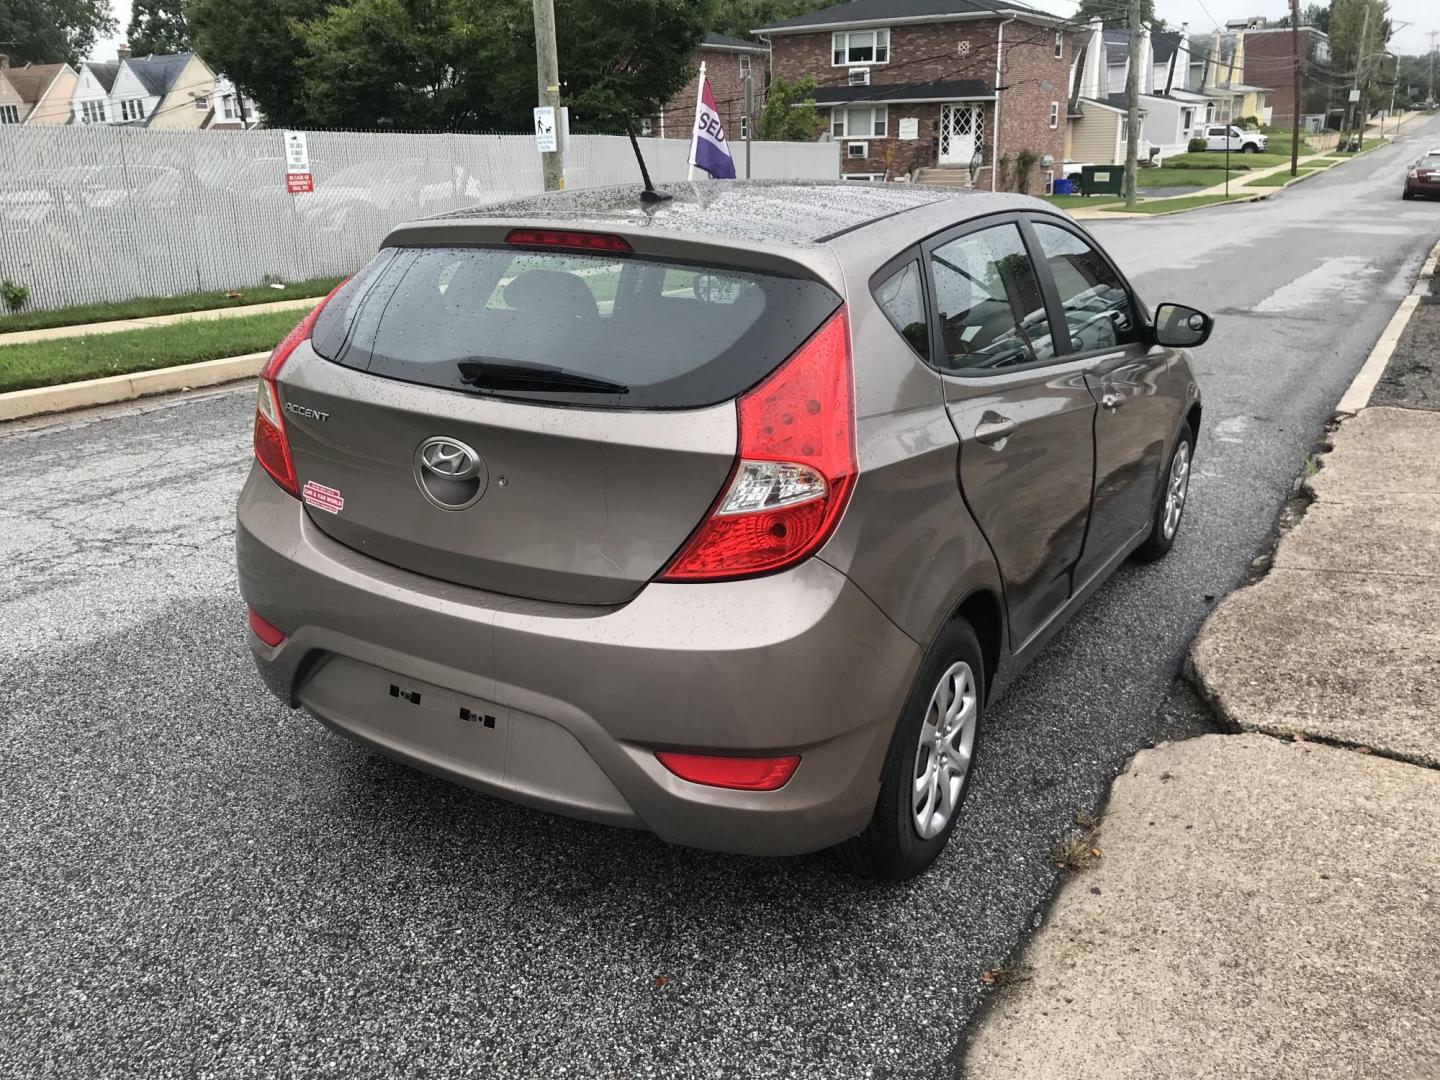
[286,172,314,194]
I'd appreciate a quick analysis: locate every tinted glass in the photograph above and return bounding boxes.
[874,260,930,360]
[928,224,1053,372]
[1031,222,1139,352]
[1418,156,1440,168]
[311,246,841,409]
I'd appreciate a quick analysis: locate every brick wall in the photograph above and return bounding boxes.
[1242,30,1332,127]
[770,20,1072,192]
[658,47,764,143]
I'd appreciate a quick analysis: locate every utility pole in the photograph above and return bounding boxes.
[1345,3,1371,152]
[532,0,565,191]
[1123,0,1141,209]
[743,67,754,180]
[1430,31,1437,104]
[1289,0,1301,176]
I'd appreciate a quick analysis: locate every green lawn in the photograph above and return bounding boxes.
[1300,157,1336,167]
[0,276,345,335]
[0,310,302,393]
[1243,169,1318,187]
[1042,194,1122,209]
[1161,151,1295,170]
[1103,193,1252,215]
[1137,168,1242,189]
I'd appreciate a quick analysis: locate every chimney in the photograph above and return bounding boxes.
[117,44,132,62]
[1207,30,1222,89]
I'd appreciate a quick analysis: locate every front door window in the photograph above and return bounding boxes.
[939,104,983,166]
[1030,222,1139,353]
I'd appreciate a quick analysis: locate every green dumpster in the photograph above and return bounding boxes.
[1079,165,1124,196]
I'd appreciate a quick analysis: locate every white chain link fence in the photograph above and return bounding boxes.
[0,127,840,312]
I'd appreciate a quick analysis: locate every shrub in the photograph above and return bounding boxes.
[1014,148,1042,194]
[1239,115,1261,130]
[1188,137,1208,153]
[1,279,28,314]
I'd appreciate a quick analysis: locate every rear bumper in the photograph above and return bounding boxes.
[1406,180,1440,197]
[235,467,923,855]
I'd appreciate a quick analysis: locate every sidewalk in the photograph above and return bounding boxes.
[963,255,1440,1079]
[0,295,320,348]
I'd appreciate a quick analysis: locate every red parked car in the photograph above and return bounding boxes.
[1403,152,1440,200]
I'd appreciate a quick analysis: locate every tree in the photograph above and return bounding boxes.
[0,0,114,65]
[127,0,189,55]
[757,74,822,141]
[191,0,711,132]
[709,0,814,40]
[1328,0,1386,75]
[189,0,327,128]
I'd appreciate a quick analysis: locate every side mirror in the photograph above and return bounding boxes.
[1153,302,1214,348]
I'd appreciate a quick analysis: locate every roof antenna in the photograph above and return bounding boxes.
[624,119,673,203]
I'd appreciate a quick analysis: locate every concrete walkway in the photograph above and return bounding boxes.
[0,295,320,347]
[964,265,1440,1077]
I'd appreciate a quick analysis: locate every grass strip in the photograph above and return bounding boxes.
[1041,194,1122,209]
[1102,193,1252,215]
[1137,168,1242,189]
[0,276,344,335]
[0,310,302,393]
[1243,169,1318,187]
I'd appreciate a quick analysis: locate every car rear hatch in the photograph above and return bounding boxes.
[272,226,843,605]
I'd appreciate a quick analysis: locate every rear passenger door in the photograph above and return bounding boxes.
[923,217,1097,651]
[1026,216,1173,586]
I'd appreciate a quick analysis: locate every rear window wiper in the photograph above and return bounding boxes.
[457,359,629,395]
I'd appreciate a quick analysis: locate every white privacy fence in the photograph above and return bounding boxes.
[0,127,840,312]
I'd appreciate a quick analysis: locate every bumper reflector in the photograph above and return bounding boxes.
[247,607,286,647]
[656,751,801,791]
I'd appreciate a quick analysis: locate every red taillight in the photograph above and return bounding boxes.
[247,606,286,647]
[656,752,801,791]
[253,278,349,497]
[505,228,632,253]
[660,307,855,581]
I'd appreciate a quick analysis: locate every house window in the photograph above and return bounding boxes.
[79,100,107,123]
[847,141,870,159]
[194,95,208,111]
[832,28,890,66]
[1049,101,1059,129]
[831,105,887,138]
[1044,169,1055,194]
[223,95,238,120]
[1055,31,1064,58]
[740,54,751,75]
[843,173,883,182]
[120,99,146,122]
[0,104,18,124]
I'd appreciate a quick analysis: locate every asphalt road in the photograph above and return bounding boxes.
[4,116,1440,1080]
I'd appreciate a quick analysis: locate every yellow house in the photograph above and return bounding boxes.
[1201,29,1270,124]
[0,61,79,125]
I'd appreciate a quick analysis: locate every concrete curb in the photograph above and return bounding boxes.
[1337,237,1440,414]
[0,296,321,347]
[0,352,266,423]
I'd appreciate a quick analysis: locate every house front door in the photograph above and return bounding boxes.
[939,103,983,166]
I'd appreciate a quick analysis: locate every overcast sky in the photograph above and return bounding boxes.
[93,0,1436,63]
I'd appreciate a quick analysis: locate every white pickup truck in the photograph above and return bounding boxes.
[1203,124,1269,153]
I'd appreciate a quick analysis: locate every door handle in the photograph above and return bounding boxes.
[1101,392,1124,410]
[973,416,1017,445]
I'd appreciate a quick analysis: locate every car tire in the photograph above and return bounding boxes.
[837,617,986,881]
[1403,190,1414,200]
[1133,421,1194,563]
[1242,144,1258,154]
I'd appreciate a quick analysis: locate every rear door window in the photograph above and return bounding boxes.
[874,259,930,360]
[310,245,841,409]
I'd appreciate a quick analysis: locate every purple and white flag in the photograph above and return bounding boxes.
[689,73,737,180]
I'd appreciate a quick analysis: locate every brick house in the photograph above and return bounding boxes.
[756,0,1073,193]
[654,33,769,143]
[1238,25,1334,129]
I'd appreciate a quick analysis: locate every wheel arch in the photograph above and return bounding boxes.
[951,587,1005,702]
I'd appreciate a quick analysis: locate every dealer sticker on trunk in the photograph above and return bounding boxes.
[302,480,344,514]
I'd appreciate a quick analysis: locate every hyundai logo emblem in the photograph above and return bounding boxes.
[414,436,488,510]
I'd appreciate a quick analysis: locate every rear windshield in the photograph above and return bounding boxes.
[1419,156,1440,169]
[310,245,841,409]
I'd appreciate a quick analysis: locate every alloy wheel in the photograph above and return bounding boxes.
[1163,441,1191,541]
[911,661,978,840]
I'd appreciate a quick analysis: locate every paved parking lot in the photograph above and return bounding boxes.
[4,118,1439,1078]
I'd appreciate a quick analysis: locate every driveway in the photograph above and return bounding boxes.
[3,114,1439,1079]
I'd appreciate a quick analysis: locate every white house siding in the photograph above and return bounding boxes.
[108,64,159,125]
[72,64,112,124]
[1138,94,1187,158]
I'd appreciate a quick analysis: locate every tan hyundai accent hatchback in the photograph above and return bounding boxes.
[237,182,1210,879]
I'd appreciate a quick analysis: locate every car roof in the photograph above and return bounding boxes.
[426,180,1046,250]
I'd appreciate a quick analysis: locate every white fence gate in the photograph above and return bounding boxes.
[0,127,840,312]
